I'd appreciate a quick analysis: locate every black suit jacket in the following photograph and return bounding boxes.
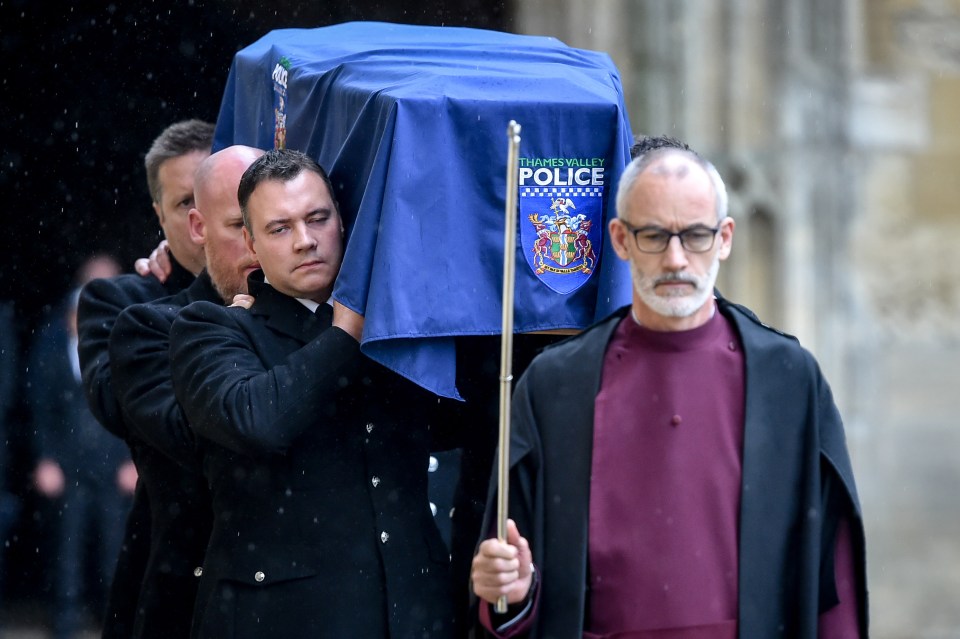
[170,275,454,639]
[78,259,195,439]
[77,258,194,639]
[108,270,219,639]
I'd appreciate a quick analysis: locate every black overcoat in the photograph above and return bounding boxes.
[108,269,220,638]
[169,275,455,639]
[79,259,195,439]
[479,298,868,638]
[77,257,195,639]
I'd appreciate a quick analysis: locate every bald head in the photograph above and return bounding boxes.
[194,145,265,216]
[616,148,728,224]
[188,145,265,301]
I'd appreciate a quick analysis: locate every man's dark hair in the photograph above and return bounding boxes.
[238,149,339,234]
[144,119,215,203]
[629,134,691,160]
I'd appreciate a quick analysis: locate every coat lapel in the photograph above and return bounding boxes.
[248,275,328,344]
[723,297,827,637]
[536,308,626,637]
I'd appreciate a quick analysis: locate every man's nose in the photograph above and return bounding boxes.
[661,235,689,269]
[292,223,317,250]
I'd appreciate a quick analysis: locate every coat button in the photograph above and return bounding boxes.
[193,567,203,577]
[254,571,265,582]
[366,422,374,433]
[430,502,438,517]
[380,531,390,543]
[428,455,439,472]
[371,476,380,487]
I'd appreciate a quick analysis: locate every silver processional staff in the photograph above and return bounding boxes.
[496,120,521,614]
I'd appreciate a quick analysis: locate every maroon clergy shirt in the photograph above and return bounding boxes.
[482,305,860,638]
[588,308,743,636]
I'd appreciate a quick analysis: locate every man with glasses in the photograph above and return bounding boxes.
[471,147,867,637]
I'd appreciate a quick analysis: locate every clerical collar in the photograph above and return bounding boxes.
[263,275,331,313]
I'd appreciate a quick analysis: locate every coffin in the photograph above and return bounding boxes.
[213,21,634,397]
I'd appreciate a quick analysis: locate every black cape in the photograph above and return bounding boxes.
[478,297,868,638]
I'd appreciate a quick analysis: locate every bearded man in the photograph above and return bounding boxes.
[471,147,867,638]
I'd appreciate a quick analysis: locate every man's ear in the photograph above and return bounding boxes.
[188,208,206,246]
[608,217,631,261]
[152,200,164,224]
[243,226,257,258]
[717,217,735,261]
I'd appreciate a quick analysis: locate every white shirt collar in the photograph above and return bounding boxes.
[264,275,331,313]
[296,298,321,313]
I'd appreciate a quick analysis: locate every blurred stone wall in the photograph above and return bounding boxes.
[852,0,960,345]
[516,0,861,413]
[515,1,960,636]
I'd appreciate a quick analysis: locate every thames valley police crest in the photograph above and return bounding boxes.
[519,156,605,294]
[271,56,291,150]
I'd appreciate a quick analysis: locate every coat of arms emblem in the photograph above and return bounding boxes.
[272,56,291,150]
[519,186,603,294]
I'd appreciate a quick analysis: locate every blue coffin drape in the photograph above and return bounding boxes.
[213,21,634,398]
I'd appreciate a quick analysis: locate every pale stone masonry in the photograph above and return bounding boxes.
[515,1,960,636]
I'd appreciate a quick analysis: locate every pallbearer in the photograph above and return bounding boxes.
[78,119,214,638]
[108,145,264,638]
[212,23,637,633]
[170,150,456,638]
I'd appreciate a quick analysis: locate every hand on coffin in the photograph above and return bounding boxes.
[332,301,364,342]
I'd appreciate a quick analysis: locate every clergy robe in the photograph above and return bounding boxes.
[476,296,867,638]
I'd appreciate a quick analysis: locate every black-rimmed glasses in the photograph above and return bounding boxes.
[620,221,720,254]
